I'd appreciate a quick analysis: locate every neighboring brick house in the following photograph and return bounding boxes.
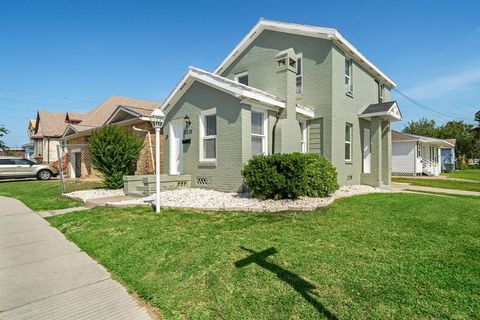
[31,111,69,164]
[62,96,162,179]
[161,19,402,192]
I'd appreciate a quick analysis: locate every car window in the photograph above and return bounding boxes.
[0,159,14,165]
[13,159,32,165]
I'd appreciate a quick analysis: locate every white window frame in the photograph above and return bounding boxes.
[250,107,268,156]
[199,108,217,163]
[234,71,249,86]
[296,53,303,95]
[379,83,384,102]
[300,121,307,153]
[345,58,353,94]
[345,123,353,162]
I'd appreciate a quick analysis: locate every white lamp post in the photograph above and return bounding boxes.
[150,109,165,213]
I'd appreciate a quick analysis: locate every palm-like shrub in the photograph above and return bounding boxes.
[89,125,143,189]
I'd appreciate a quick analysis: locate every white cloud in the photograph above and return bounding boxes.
[404,65,480,100]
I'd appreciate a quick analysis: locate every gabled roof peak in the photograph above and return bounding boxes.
[214,18,396,88]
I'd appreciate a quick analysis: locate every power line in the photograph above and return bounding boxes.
[0,88,96,104]
[0,97,89,111]
[393,88,471,121]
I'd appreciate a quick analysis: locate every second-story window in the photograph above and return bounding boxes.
[345,58,353,94]
[234,71,249,86]
[378,82,384,103]
[296,54,303,94]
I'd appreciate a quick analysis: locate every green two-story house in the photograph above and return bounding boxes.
[161,19,402,192]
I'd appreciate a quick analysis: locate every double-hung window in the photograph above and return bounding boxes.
[345,123,353,162]
[378,82,384,103]
[345,58,353,94]
[234,71,249,86]
[300,121,307,153]
[296,54,303,94]
[251,109,267,155]
[200,109,217,161]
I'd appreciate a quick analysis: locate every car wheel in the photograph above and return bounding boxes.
[37,170,52,180]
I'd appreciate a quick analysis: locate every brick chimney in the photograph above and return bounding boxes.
[273,48,301,153]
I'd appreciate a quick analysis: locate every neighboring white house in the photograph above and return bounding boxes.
[392,130,455,176]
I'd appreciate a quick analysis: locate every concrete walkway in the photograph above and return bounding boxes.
[0,196,153,320]
[391,182,480,196]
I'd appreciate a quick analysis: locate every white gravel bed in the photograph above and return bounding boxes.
[109,185,385,211]
[65,189,125,202]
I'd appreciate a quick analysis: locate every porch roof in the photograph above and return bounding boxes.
[392,130,455,147]
[358,101,402,122]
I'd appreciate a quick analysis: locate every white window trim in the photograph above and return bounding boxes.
[199,108,217,163]
[234,71,248,85]
[296,53,303,95]
[379,83,384,102]
[345,123,353,162]
[300,121,307,153]
[251,107,268,155]
[345,58,353,94]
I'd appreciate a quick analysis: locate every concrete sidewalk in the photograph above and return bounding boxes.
[0,196,153,320]
[391,182,480,196]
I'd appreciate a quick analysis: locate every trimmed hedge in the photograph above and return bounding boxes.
[241,153,339,200]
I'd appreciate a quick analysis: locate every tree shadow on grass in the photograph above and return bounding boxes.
[235,246,338,320]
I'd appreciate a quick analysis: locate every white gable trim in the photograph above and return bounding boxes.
[161,67,313,119]
[104,106,143,125]
[214,18,396,88]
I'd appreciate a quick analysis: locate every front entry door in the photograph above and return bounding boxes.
[363,128,371,173]
[169,120,184,175]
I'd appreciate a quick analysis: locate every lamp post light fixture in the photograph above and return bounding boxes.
[150,109,165,213]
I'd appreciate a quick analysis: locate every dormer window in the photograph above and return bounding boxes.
[234,71,249,86]
[345,58,353,94]
[296,54,303,94]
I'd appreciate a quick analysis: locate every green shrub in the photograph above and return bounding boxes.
[459,161,469,170]
[89,125,143,189]
[241,153,338,200]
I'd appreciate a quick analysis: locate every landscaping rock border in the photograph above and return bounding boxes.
[107,185,386,212]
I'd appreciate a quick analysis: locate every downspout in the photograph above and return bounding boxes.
[133,126,155,171]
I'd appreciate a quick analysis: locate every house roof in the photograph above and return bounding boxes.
[214,18,396,88]
[161,66,315,118]
[27,119,36,131]
[35,111,69,137]
[66,112,87,123]
[392,130,454,147]
[358,101,402,121]
[62,96,160,137]
[77,96,160,129]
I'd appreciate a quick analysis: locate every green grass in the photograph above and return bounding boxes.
[0,180,85,211]
[47,193,480,319]
[441,169,480,182]
[392,176,480,192]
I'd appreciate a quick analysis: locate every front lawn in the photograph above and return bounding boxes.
[392,176,480,192]
[47,193,480,319]
[0,180,85,211]
[441,169,480,182]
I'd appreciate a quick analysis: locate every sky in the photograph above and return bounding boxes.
[1,0,479,147]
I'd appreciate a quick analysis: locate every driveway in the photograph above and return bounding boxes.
[0,196,152,320]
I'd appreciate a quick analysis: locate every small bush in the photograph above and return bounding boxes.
[89,125,143,189]
[459,161,470,170]
[241,153,338,200]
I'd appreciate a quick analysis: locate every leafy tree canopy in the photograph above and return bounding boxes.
[403,118,438,137]
[0,125,8,151]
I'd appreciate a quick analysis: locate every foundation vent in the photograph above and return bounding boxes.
[196,177,210,185]
[346,175,353,181]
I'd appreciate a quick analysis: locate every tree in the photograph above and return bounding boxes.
[402,118,438,137]
[0,125,8,151]
[438,121,478,160]
[474,110,480,139]
[89,125,143,189]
